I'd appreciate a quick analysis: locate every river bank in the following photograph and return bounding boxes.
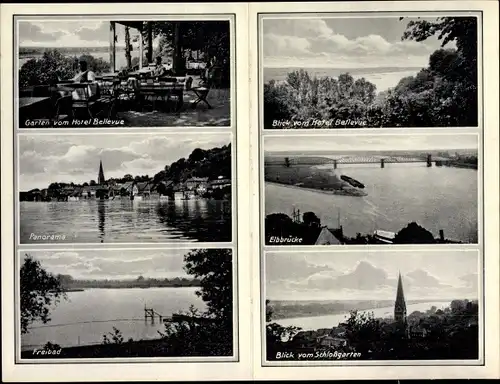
[265,181,367,197]
[274,301,452,330]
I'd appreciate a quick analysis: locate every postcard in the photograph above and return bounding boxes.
[1,1,498,382]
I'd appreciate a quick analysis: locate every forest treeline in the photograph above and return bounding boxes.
[57,274,201,289]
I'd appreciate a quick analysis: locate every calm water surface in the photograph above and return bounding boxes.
[265,163,478,242]
[21,287,205,350]
[20,199,231,243]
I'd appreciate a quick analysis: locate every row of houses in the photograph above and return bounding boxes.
[21,176,232,202]
[290,327,348,350]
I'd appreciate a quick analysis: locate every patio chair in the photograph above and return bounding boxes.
[95,77,120,118]
[71,83,98,119]
[138,78,159,111]
[158,77,183,111]
[53,95,74,122]
[185,77,212,109]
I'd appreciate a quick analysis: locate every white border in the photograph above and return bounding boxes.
[261,247,483,367]
[15,130,236,247]
[15,246,238,364]
[14,13,236,130]
[250,1,498,380]
[2,2,251,382]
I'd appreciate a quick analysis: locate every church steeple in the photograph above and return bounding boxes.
[394,272,407,324]
[98,160,105,185]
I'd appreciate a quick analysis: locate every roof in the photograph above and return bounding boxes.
[210,178,231,184]
[186,177,209,182]
[122,181,134,190]
[315,227,341,245]
[374,230,396,239]
[114,21,145,30]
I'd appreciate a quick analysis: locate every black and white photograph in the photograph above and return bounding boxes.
[18,248,235,359]
[264,249,480,362]
[16,17,232,128]
[261,14,480,129]
[263,133,479,245]
[18,133,233,243]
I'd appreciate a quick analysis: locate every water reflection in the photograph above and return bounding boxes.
[20,198,232,243]
[156,199,231,242]
[98,200,105,242]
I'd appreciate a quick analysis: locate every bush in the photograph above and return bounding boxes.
[19,50,110,87]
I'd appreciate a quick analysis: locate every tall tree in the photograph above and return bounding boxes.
[20,255,66,334]
[159,248,234,356]
[184,248,232,323]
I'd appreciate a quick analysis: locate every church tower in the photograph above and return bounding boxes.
[98,160,105,185]
[394,272,407,324]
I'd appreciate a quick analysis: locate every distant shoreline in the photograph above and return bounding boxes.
[265,181,366,197]
[63,285,201,292]
[269,299,458,321]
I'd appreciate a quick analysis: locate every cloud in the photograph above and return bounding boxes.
[266,254,336,282]
[262,18,437,69]
[19,21,111,48]
[459,273,478,291]
[330,261,394,290]
[18,134,230,190]
[19,22,64,42]
[27,251,187,280]
[405,269,445,288]
[76,22,108,41]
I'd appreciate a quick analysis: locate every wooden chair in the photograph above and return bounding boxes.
[185,77,212,109]
[53,95,74,122]
[71,83,97,119]
[158,77,182,111]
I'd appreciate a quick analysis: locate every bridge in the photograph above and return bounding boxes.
[321,154,451,168]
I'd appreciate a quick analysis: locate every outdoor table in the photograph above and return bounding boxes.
[19,96,53,122]
[128,68,154,79]
[137,79,186,112]
[19,97,51,109]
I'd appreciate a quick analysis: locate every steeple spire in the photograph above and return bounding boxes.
[394,271,407,323]
[98,159,105,185]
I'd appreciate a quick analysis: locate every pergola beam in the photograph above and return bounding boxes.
[109,21,116,73]
[110,21,154,70]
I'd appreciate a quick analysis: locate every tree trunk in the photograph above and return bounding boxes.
[172,22,185,75]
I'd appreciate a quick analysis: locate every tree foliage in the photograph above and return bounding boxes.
[158,249,234,356]
[394,222,436,244]
[148,21,230,64]
[20,255,66,334]
[153,144,231,183]
[19,50,110,87]
[184,248,232,322]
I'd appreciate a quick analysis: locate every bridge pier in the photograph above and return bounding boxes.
[333,159,337,169]
[427,154,432,167]
[380,159,385,168]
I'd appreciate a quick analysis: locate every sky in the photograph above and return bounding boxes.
[262,16,456,70]
[18,133,230,191]
[21,249,195,280]
[264,134,478,153]
[265,250,479,301]
[18,20,149,49]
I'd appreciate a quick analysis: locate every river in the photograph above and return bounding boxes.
[273,301,449,331]
[265,163,478,242]
[21,287,205,351]
[20,198,231,243]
